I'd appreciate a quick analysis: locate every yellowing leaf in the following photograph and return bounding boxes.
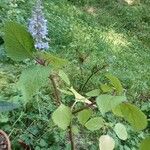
[114,123,128,140]
[52,104,72,130]
[96,95,126,114]
[85,117,104,131]
[99,135,115,150]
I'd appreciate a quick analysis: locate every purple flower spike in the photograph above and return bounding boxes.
[28,0,49,50]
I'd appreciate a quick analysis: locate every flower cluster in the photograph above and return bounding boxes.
[28,0,49,50]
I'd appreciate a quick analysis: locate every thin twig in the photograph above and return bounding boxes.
[72,101,96,114]
[68,125,76,150]
[80,64,108,91]
[49,74,61,106]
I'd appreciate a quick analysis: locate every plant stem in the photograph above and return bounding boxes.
[80,64,108,91]
[73,101,96,114]
[68,125,76,150]
[49,74,61,106]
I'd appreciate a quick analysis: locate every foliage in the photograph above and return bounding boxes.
[0,0,150,149]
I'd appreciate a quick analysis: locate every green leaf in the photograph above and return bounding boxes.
[52,104,72,130]
[140,137,150,150]
[113,103,148,131]
[4,22,35,61]
[106,74,123,94]
[0,101,20,112]
[18,65,51,101]
[86,89,100,97]
[35,52,68,69]
[77,109,93,125]
[58,70,70,86]
[85,117,104,131]
[114,123,128,140]
[100,84,113,93]
[96,95,126,114]
[99,135,115,150]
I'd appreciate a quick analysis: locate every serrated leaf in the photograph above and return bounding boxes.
[100,84,113,93]
[52,104,72,130]
[0,101,20,112]
[113,103,148,131]
[70,87,92,104]
[96,95,126,114]
[77,109,93,125]
[114,123,128,140]
[4,22,35,61]
[106,74,123,94]
[86,89,100,97]
[140,137,150,150]
[35,52,68,69]
[85,117,104,131]
[18,65,51,101]
[99,135,115,150]
[58,70,70,86]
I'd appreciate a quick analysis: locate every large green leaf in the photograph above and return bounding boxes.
[18,65,51,101]
[77,109,93,125]
[85,117,104,131]
[4,22,35,61]
[52,104,72,130]
[106,74,123,94]
[113,103,148,131]
[140,137,150,150]
[35,52,68,69]
[0,101,20,112]
[114,123,128,140]
[96,95,126,114]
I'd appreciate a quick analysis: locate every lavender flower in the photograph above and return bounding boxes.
[28,0,49,50]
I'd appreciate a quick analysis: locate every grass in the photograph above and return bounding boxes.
[0,0,150,149]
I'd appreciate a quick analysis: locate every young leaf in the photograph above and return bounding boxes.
[96,95,126,114]
[4,22,35,61]
[106,74,123,94]
[35,52,68,69]
[139,137,150,150]
[58,70,70,86]
[77,109,93,125]
[99,135,115,150]
[86,89,100,97]
[0,101,20,112]
[70,87,92,104]
[85,117,104,131]
[113,103,148,131]
[100,84,113,93]
[52,104,72,130]
[114,123,128,140]
[18,65,51,101]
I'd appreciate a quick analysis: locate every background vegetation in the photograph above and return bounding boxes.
[0,0,150,149]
